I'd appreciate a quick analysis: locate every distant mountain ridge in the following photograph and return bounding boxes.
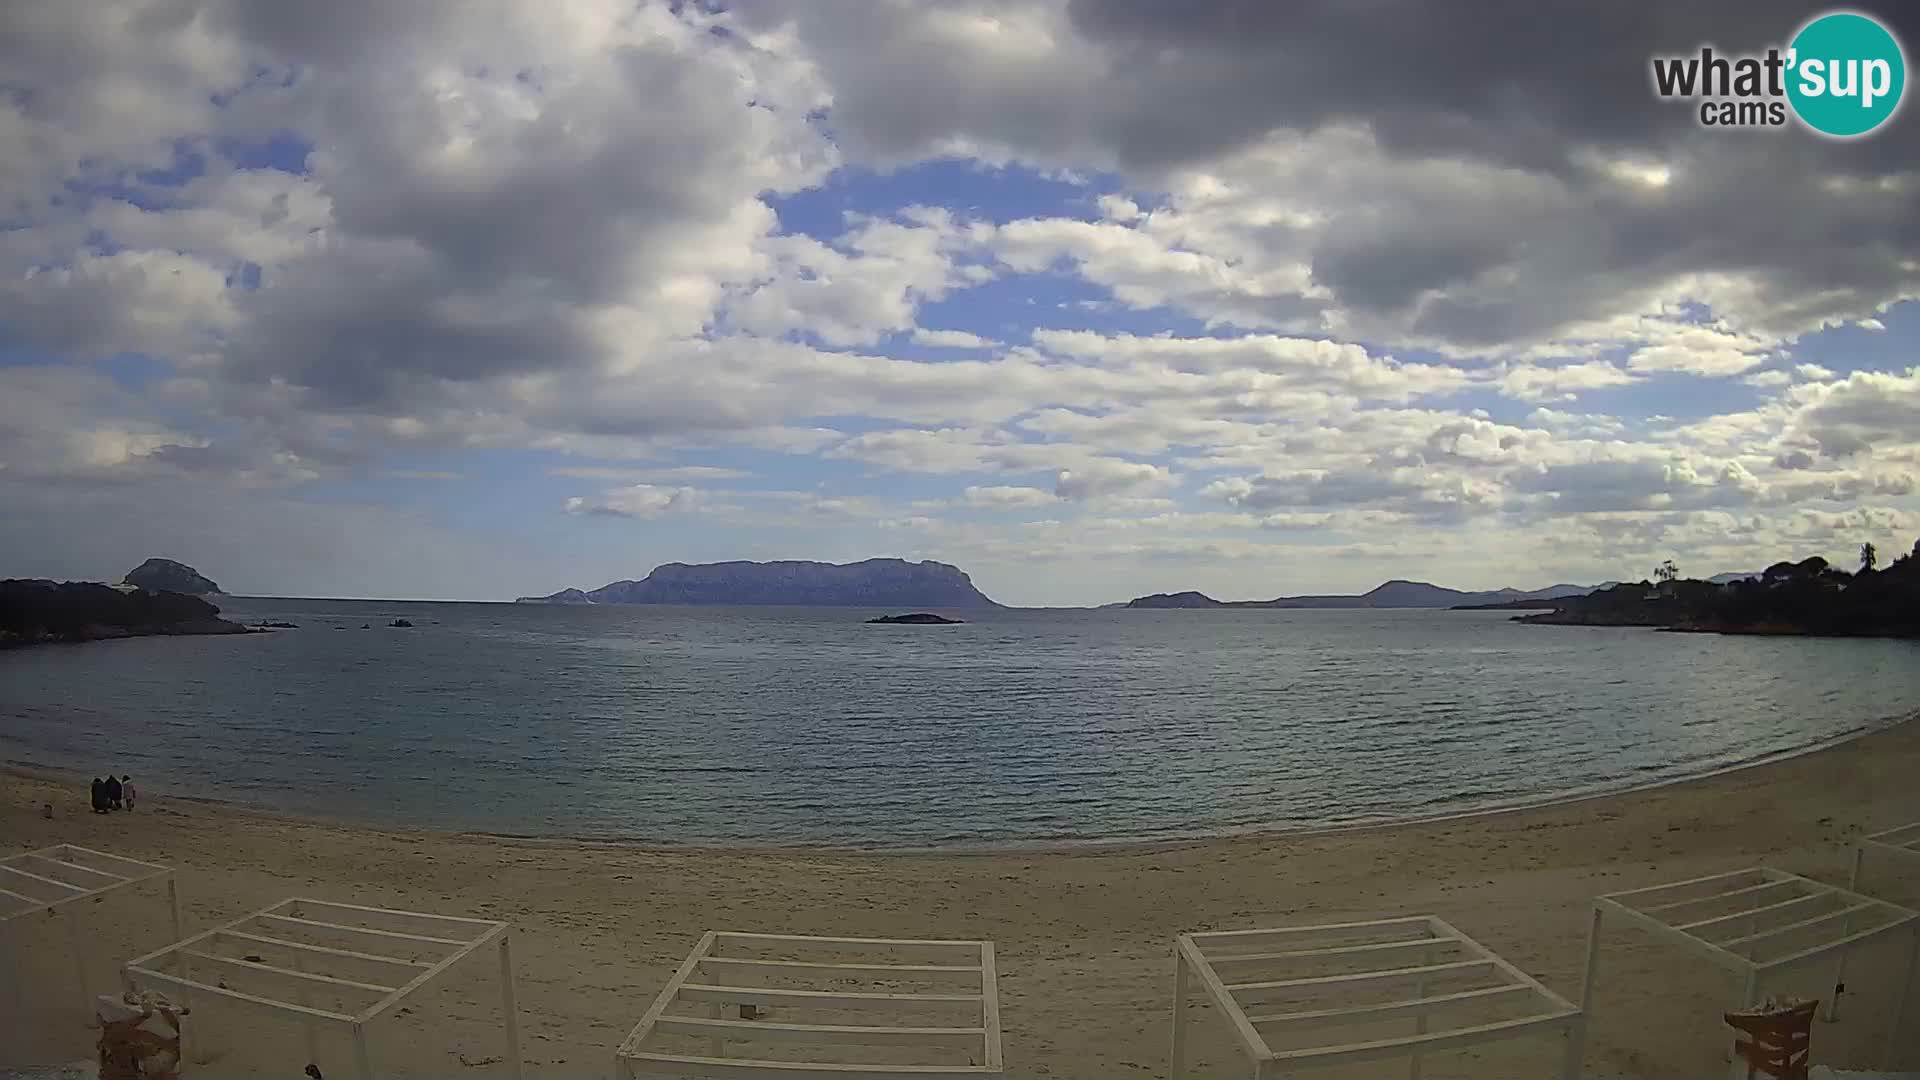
[1127,580,1599,609]
[517,558,999,607]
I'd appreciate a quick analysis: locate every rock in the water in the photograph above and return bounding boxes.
[251,620,298,628]
[866,612,964,625]
[389,618,413,627]
[123,558,221,595]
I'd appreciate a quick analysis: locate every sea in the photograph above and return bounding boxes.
[2,598,1916,848]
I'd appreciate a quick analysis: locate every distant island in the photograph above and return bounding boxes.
[1,575,250,648]
[867,612,964,625]
[1515,543,1920,638]
[124,557,222,595]
[517,558,1000,608]
[1127,580,1599,610]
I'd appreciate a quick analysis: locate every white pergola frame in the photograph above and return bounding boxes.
[0,844,182,1020]
[1831,821,1920,1020]
[616,930,1004,1079]
[123,897,523,1080]
[1171,915,1585,1080]
[1581,866,1920,1068]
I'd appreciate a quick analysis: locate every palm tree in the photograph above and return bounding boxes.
[1861,542,1877,572]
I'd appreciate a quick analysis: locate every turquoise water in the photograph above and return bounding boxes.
[2,599,1916,847]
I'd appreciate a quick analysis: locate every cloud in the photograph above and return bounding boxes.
[5,1,1920,604]
[730,211,975,346]
[962,484,1058,508]
[1791,369,1920,459]
[747,2,1920,356]
[549,465,752,482]
[1054,460,1173,501]
[911,328,997,348]
[1625,324,1772,376]
[1494,361,1639,403]
[564,484,707,518]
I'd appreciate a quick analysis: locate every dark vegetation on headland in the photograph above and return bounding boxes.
[0,578,250,648]
[1126,580,1598,609]
[1516,541,1920,639]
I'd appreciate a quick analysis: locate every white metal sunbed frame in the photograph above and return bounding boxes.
[1171,915,1584,1080]
[1830,821,1920,1020]
[124,897,522,1080]
[616,931,1004,1079]
[1581,866,1920,1067]
[0,844,182,1018]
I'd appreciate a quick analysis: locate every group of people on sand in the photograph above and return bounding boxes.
[90,773,135,813]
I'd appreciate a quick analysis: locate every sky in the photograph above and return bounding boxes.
[2,1,1918,605]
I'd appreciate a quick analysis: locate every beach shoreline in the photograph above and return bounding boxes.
[5,712,1920,1078]
[3,707,1906,858]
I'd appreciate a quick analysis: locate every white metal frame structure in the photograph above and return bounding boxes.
[1581,866,1920,1067]
[0,844,182,1018]
[616,931,1004,1079]
[123,897,522,1080]
[1848,821,1920,889]
[1830,821,1920,1020]
[1171,915,1584,1080]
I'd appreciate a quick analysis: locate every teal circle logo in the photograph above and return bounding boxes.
[1786,12,1907,137]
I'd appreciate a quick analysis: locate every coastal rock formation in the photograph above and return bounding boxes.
[521,558,999,608]
[1126,580,1598,609]
[866,612,964,624]
[123,558,222,595]
[0,579,250,647]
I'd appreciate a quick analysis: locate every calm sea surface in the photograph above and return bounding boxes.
[2,599,1916,847]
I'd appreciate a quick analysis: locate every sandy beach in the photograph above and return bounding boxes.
[5,715,1920,1079]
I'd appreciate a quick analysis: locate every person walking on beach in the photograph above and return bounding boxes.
[90,777,107,813]
[104,772,123,811]
[121,775,136,811]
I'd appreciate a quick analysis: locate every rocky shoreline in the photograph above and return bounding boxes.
[0,578,256,650]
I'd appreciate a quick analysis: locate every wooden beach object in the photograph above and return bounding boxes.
[1581,867,1920,1071]
[1725,997,1817,1080]
[1170,914,1584,1080]
[1831,822,1920,1020]
[123,897,522,1080]
[0,845,183,1022]
[616,931,1004,1079]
